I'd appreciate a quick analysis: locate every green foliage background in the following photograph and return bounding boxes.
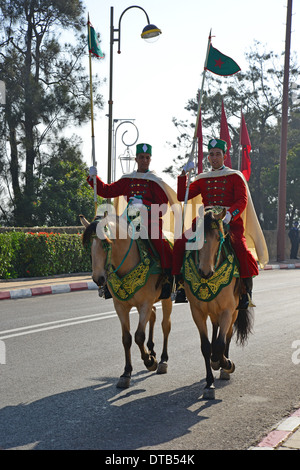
[0,231,91,279]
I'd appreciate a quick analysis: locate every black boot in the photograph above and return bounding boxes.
[174,274,188,303]
[238,277,255,309]
[159,268,173,299]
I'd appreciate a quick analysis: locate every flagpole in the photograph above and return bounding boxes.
[238,106,242,171]
[182,30,212,228]
[194,30,211,140]
[88,14,98,217]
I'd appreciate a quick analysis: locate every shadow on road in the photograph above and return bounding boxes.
[0,369,229,450]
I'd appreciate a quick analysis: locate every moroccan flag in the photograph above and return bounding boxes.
[240,112,251,181]
[220,100,232,168]
[205,44,240,76]
[88,21,104,58]
[197,108,204,173]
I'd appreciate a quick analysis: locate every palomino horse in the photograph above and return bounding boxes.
[182,207,253,399]
[81,214,173,389]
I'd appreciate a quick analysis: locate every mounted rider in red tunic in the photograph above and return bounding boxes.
[173,137,269,307]
[88,143,181,299]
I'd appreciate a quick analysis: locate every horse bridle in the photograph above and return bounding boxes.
[200,219,226,271]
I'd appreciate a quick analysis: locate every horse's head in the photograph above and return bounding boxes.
[197,208,226,279]
[81,215,109,288]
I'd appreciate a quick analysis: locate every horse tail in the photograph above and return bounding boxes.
[234,308,254,346]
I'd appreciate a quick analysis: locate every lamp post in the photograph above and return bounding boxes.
[277,0,292,261]
[107,5,161,184]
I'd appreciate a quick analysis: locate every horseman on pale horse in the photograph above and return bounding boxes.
[82,143,182,389]
[172,138,269,399]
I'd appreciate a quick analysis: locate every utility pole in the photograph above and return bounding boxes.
[277,0,293,261]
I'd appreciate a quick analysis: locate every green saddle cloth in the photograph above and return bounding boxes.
[104,238,162,301]
[182,237,239,302]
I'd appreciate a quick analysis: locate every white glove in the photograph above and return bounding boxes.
[89,166,97,177]
[183,161,195,173]
[223,211,232,225]
[129,196,143,207]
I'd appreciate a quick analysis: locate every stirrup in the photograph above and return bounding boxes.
[247,293,256,308]
[238,293,255,310]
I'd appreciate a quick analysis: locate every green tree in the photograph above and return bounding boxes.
[34,137,101,226]
[0,0,103,226]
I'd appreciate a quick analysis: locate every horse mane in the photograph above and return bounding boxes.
[82,215,125,246]
[82,220,98,246]
[204,209,226,238]
[204,210,214,234]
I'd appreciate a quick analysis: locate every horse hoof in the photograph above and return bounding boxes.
[219,369,230,380]
[147,356,158,372]
[223,360,235,374]
[210,360,220,371]
[203,386,215,400]
[116,376,131,388]
[157,362,168,374]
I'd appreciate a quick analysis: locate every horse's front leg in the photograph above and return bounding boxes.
[191,307,215,399]
[115,304,133,388]
[200,331,215,399]
[135,305,158,372]
[157,297,172,374]
[146,306,157,359]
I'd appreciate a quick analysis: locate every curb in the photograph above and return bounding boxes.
[0,281,98,300]
[0,262,299,301]
[249,408,300,450]
[263,263,300,270]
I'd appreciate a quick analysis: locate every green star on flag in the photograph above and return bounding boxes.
[205,44,240,76]
[88,21,104,58]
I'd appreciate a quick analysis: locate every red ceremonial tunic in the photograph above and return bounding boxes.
[173,171,259,278]
[87,175,173,269]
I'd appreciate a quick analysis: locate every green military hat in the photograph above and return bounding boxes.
[136,143,152,155]
[208,138,227,154]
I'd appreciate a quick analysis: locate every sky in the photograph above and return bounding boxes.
[74,0,299,189]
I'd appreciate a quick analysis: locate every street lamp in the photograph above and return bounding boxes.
[113,119,139,180]
[107,5,162,184]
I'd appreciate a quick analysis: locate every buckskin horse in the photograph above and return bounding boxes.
[81,213,173,389]
[182,207,253,399]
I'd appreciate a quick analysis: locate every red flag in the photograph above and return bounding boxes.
[240,112,251,181]
[197,108,203,173]
[220,101,232,168]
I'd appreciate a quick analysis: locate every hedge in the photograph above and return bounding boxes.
[0,231,91,279]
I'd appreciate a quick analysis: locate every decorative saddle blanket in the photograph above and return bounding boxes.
[103,238,162,301]
[182,238,239,302]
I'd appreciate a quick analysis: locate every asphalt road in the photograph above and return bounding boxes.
[0,269,300,451]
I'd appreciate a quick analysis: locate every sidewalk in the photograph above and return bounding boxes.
[249,408,300,450]
[0,272,97,300]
